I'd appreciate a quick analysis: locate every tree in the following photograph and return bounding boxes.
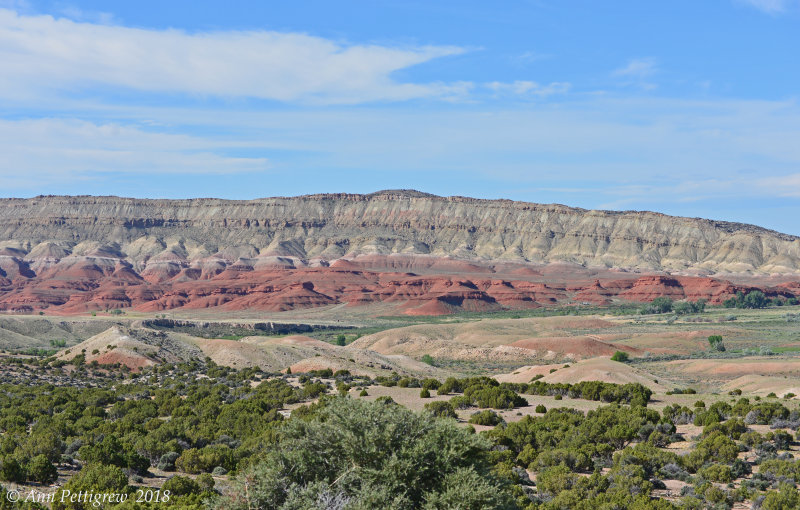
[27,454,58,484]
[611,351,629,362]
[724,290,769,309]
[694,298,707,313]
[0,457,25,483]
[641,296,674,314]
[52,464,128,510]
[210,398,516,510]
[743,290,768,309]
[707,335,725,352]
[673,299,707,315]
[335,334,346,346]
[421,354,434,365]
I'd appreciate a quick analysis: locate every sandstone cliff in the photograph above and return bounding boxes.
[0,191,797,314]
[1,190,798,274]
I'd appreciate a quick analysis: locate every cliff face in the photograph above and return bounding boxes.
[1,190,798,274]
[0,191,798,315]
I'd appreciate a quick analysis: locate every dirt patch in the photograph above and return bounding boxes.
[509,336,643,359]
[665,358,800,378]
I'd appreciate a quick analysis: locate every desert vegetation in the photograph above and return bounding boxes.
[1,302,800,509]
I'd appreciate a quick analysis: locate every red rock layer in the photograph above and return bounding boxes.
[0,256,796,316]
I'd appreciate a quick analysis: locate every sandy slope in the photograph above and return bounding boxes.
[350,316,638,362]
[57,326,453,378]
[496,357,668,391]
[722,375,800,398]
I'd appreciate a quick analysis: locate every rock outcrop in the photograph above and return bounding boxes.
[0,191,798,314]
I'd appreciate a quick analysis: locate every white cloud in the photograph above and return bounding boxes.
[0,8,465,104]
[3,96,800,223]
[759,173,800,196]
[0,118,268,185]
[613,58,658,90]
[511,51,552,65]
[613,58,658,78]
[485,80,570,98]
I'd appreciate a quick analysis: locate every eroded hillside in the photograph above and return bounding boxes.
[1,191,798,314]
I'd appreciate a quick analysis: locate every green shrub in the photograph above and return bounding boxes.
[52,464,128,510]
[421,378,441,390]
[210,398,515,510]
[640,296,674,314]
[157,452,180,471]
[175,445,235,474]
[0,456,26,483]
[724,290,769,309]
[163,475,201,496]
[197,472,215,492]
[468,410,502,426]
[682,431,738,472]
[707,335,725,352]
[762,483,800,510]
[424,401,458,419]
[674,299,707,315]
[463,384,526,409]
[698,463,733,483]
[27,454,58,484]
[610,351,629,362]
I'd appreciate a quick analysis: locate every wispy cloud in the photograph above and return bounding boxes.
[614,58,658,79]
[510,50,552,66]
[737,0,796,13]
[759,173,800,196]
[0,8,465,104]
[613,57,659,90]
[485,80,570,98]
[0,118,268,186]
[2,97,799,232]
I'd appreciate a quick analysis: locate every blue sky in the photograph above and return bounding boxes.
[1,1,799,235]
